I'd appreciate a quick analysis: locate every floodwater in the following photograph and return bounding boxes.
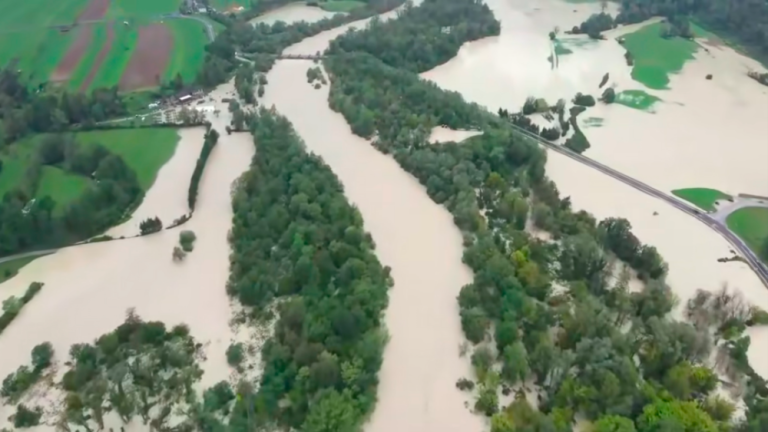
[250,2,339,25]
[0,81,255,429]
[422,0,768,381]
[260,10,483,432]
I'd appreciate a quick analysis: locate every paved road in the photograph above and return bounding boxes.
[507,123,768,289]
[711,197,768,224]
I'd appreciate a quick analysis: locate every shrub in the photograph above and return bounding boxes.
[226,342,245,368]
[31,342,54,372]
[12,404,42,428]
[172,246,187,262]
[572,92,596,107]
[456,378,475,391]
[179,230,197,252]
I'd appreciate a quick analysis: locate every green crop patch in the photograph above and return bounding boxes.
[623,22,698,90]
[164,20,209,83]
[86,23,138,91]
[727,207,768,263]
[109,0,183,17]
[672,187,731,212]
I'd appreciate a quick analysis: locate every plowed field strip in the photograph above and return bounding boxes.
[118,24,172,91]
[80,25,115,91]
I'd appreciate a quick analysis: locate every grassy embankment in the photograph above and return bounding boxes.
[671,187,731,212]
[0,129,179,209]
[0,0,87,85]
[726,207,768,263]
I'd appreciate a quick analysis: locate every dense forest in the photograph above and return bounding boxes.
[224,108,393,431]
[320,0,768,430]
[0,68,127,144]
[0,134,142,257]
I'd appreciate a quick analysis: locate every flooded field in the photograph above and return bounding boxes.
[421,0,768,380]
[250,2,339,25]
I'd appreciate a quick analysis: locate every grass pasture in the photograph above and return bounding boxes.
[671,187,731,212]
[623,22,698,90]
[0,129,179,208]
[319,1,366,12]
[726,207,768,263]
[0,0,88,29]
[0,28,77,85]
[108,0,183,18]
[164,20,210,83]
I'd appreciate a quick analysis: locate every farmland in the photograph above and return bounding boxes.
[0,0,210,92]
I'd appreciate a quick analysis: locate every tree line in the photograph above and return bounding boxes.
[320,0,768,430]
[0,135,142,257]
[188,127,220,211]
[0,68,127,145]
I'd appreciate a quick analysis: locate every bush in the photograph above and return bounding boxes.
[456,378,475,391]
[179,230,197,252]
[12,404,42,428]
[572,92,596,107]
[226,342,245,368]
[139,216,163,235]
[601,87,616,104]
[31,342,54,372]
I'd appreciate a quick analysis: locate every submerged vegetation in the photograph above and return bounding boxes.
[320,0,768,430]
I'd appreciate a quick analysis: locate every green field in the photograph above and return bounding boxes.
[36,166,92,213]
[0,0,87,29]
[623,22,698,89]
[726,207,768,263]
[0,255,45,285]
[86,23,139,91]
[0,129,179,206]
[614,89,662,111]
[211,0,251,10]
[672,187,731,211]
[109,0,183,17]
[76,128,179,190]
[319,1,366,12]
[164,20,210,83]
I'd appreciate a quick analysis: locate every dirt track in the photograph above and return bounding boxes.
[50,0,111,82]
[119,24,172,91]
[80,24,115,91]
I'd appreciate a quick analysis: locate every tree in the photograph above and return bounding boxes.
[226,343,245,368]
[139,217,163,235]
[173,246,187,261]
[501,341,530,385]
[12,404,42,428]
[601,87,616,103]
[179,230,197,252]
[301,389,360,432]
[31,342,54,372]
[637,399,717,432]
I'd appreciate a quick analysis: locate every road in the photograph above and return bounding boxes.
[507,123,768,289]
[0,249,57,265]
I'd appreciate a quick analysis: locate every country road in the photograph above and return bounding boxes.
[507,122,768,289]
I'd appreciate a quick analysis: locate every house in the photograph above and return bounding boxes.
[148,102,159,109]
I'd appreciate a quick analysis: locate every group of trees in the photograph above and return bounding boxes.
[188,128,220,211]
[0,68,127,144]
[0,135,142,257]
[319,0,768,430]
[0,282,43,335]
[224,108,393,431]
